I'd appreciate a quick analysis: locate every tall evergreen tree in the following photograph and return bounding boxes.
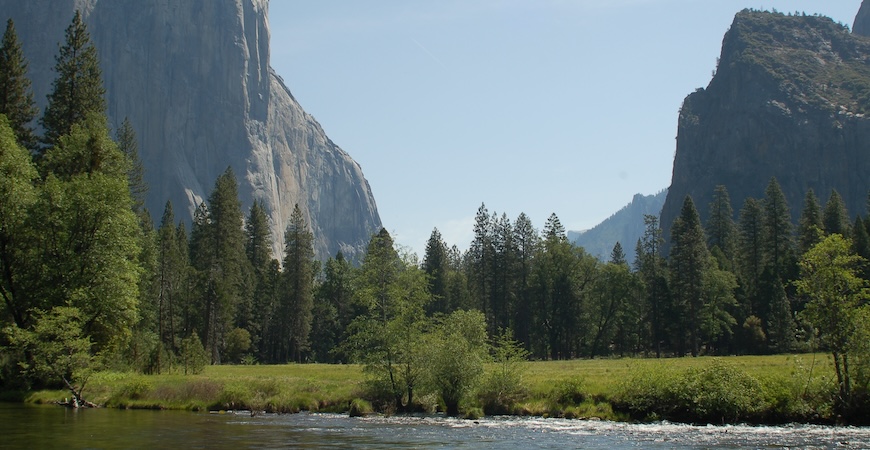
[40,11,106,149]
[705,185,737,265]
[823,189,851,238]
[797,189,823,255]
[761,177,795,281]
[669,196,710,356]
[610,242,627,266]
[244,199,274,358]
[512,212,538,349]
[0,19,37,150]
[156,202,185,359]
[422,228,449,315]
[468,204,494,319]
[636,214,669,358]
[115,117,146,214]
[280,204,315,362]
[737,197,764,318]
[190,168,248,364]
[490,213,516,334]
[311,252,354,362]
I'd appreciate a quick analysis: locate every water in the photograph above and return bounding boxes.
[3,403,870,449]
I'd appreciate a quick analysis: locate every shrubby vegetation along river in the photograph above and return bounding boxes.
[2,403,869,449]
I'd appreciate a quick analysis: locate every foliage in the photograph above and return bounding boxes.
[478,329,529,414]
[4,307,96,406]
[40,11,105,149]
[179,333,208,375]
[0,19,37,150]
[795,234,869,411]
[427,309,490,415]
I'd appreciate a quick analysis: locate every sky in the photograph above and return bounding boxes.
[267,0,863,257]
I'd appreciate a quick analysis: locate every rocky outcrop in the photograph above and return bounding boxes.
[1,0,381,260]
[569,190,667,265]
[661,9,870,247]
[854,0,870,37]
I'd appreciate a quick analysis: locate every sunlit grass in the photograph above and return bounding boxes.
[23,354,836,423]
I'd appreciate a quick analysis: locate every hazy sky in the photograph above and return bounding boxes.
[267,0,863,257]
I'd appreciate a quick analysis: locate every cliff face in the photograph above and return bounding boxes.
[661,10,870,247]
[1,0,381,260]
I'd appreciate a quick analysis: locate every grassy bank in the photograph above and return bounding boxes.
[21,354,837,423]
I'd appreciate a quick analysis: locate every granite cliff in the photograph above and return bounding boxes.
[1,0,381,260]
[661,8,870,247]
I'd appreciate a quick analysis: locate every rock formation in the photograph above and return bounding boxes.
[661,9,870,247]
[0,0,381,260]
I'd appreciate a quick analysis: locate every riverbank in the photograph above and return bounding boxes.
[15,354,839,424]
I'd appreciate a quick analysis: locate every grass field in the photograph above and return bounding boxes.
[22,354,837,423]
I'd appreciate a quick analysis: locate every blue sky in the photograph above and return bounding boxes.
[267,1,862,257]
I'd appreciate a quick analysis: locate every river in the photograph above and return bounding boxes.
[3,403,870,448]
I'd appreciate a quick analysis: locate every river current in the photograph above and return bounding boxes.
[3,403,870,448]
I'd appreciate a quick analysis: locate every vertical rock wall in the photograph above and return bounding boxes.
[1,0,381,260]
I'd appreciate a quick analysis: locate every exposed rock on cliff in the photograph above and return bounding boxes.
[661,9,870,247]
[1,0,381,260]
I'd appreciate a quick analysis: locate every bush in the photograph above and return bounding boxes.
[551,377,586,406]
[615,359,766,423]
[348,398,373,417]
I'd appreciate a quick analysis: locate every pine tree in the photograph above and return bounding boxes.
[190,168,248,364]
[311,252,354,362]
[468,204,494,318]
[490,213,516,334]
[0,19,37,150]
[669,196,710,356]
[636,214,669,358]
[610,242,627,266]
[823,189,851,238]
[156,202,185,358]
[281,204,315,362]
[245,199,274,358]
[115,117,147,214]
[422,228,449,315]
[512,212,538,349]
[737,197,764,317]
[797,189,823,255]
[40,10,106,149]
[761,178,795,281]
[705,185,737,265]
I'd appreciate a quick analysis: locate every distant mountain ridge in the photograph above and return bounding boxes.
[660,8,870,245]
[569,190,667,265]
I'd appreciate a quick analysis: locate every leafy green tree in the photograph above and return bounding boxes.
[427,309,489,416]
[823,189,851,238]
[699,260,738,354]
[479,328,529,414]
[797,189,823,255]
[5,306,96,407]
[795,234,869,410]
[588,261,638,357]
[40,11,106,149]
[706,185,737,266]
[0,115,38,330]
[344,228,431,410]
[280,204,315,362]
[0,19,37,150]
[669,196,710,356]
[532,214,597,359]
[30,117,141,351]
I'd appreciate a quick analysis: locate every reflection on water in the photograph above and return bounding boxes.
[2,403,869,449]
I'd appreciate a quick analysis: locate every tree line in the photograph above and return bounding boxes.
[2,11,869,414]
